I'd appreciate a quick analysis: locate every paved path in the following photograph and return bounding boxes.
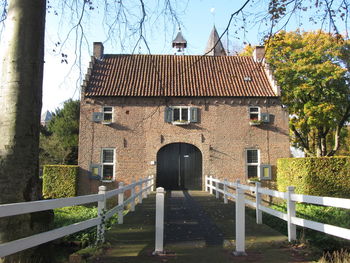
[90,191,316,263]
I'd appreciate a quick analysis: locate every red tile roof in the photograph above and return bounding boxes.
[84,54,277,97]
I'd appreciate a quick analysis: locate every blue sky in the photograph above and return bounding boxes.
[41,0,325,113]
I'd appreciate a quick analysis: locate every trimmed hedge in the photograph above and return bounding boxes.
[43,165,78,198]
[277,157,350,198]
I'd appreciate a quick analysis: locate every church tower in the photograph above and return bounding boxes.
[172,28,187,55]
[204,26,227,56]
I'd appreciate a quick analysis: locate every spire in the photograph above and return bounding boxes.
[204,26,226,56]
[172,27,187,55]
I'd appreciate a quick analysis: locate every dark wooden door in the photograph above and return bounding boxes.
[157,143,202,190]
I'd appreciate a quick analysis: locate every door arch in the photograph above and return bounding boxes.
[156,143,202,190]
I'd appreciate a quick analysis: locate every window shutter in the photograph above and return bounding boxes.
[89,164,101,180]
[260,113,270,123]
[260,164,272,180]
[190,107,199,123]
[164,107,173,123]
[92,112,103,122]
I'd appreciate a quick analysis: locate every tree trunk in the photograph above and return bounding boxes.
[0,0,46,262]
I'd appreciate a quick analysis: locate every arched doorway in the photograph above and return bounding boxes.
[156,143,202,190]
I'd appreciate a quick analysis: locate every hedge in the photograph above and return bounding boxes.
[43,165,78,198]
[277,157,350,198]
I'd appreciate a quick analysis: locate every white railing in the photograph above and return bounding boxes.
[0,175,155,258]
[205,175,350,243]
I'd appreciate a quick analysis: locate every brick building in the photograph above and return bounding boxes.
[78,28,290,195]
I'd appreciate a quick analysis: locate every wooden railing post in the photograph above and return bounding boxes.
[233,188,246,256]
[152,175,155,192]
[224,179,228,204]
[139,177,143,204]
[255,182,262,224]
[153,187,165,255]
[209,176,213,195]
[205,175,208,192]
[235,179,240,192]
[118,182,124,224]
[131,178,136,211]
[287,186,296,242]
[146,176,151,196]
[97,186,107,244]
[215,180,219,199]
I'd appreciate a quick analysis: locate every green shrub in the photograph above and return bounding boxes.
[54,205,120,247]
[43,165,78,198]
[267,203,350,250]
[277,157,350,198]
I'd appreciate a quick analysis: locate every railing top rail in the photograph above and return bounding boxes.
[0,194,104,218]
[291,193,350,209]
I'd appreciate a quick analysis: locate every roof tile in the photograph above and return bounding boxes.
[84,54,277,97]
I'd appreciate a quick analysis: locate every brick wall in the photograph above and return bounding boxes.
[78,97,290,195]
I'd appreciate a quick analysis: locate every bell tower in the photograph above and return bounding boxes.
[172,28,187,55]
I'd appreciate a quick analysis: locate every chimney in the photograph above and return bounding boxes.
[253,46,265,62]
[93,42,104,59]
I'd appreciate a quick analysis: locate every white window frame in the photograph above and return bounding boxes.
[171,106,190,124]
[246,149,260,179]
[102,106,113,123]
[101,148,115,182]
[249,106,260,121]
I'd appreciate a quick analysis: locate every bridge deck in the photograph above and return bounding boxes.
[93,191,314,263]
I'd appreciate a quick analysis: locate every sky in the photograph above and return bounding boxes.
[40,0,324,113]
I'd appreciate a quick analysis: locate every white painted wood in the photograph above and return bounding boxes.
[0,217,100,258]
[139,177,143,204]
[291,194,350,209]
[286,186,296,242]
[154,187,165,254]
[0,194,103,218]
[209,176,213,194]
[291,217,350,240]
[226,192,236,200]
[234,188,246,256]
[131,178,136,211]
[215,180,220,199]
[244,199,256,208]
[259,188,287,199]
[118,182,124,224]
[205,175,208,192]
[239,184,255,191]
[259,205,287,221]
[224,179,228,204]
[97,186,107,244]
[105,188,124,199]
[255,182,262,224]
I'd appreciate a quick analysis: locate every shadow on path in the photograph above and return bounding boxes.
[164,190,224,246]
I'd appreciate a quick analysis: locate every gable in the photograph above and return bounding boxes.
[84,54,277,97]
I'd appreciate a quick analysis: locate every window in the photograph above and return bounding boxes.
[101,148,115,181]
[164,106,199,124]
[249,106,260,121]
[103,106,113,123]
[246,149,259,179]
[173,107,189,122]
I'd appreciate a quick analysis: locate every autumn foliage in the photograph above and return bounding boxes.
[266,30,350,156]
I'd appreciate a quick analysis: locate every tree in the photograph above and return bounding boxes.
[0,0,47,262]
[40,99,80,165]
[265,30,350,156]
